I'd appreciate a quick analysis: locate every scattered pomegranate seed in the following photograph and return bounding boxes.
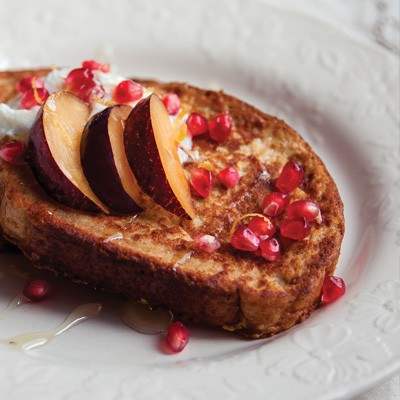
[0,142,27,166]
[65,67,104,103]
[166,322,190,353]
[190,167,215,198]
[287,200,320,221]
[218,166,240,188]
[161,93,181,115]
[20,88,49,110]
[194,234,221,253]
[209,114,232,142]
[23,278,51,302]
[248,216,276,240]
[231,226,260,251]
[276,161,304,193]
[113,80,143,104]
[259,237,280,261]
[280,217,311,240]
[82,60,110,73]
[323,276,346,303]
[262,192,290,217]
[16,77,45,93]
[186,112,209,137]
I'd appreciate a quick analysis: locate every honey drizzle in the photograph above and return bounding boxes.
[0,293,30,322]
[120,300,173,335]
[1,303,102,351]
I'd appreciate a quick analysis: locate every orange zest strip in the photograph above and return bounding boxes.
[198,161,213,171]
[229,213,270,238]
[94,97,117,107]
[175,123,187,142]
[31,78,44,105]
[173,106,187,131]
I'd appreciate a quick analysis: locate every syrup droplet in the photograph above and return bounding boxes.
[120,300,173,335]
[1,302,102,350]
[0,293,30,322]
[173,250,194,270]
[103,232,124,243]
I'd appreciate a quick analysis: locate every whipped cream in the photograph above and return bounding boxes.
[0,104,38,142]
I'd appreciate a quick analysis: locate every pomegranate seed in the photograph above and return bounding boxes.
[186,112,209,137]
[0,142,27,165]
[161,93,181,115]
[259,237,280,261]
[82,60,110,73]
[166,322,190,353]
[65,67,104,103]
[23,278,51,302]
[280,217,311,240]
[113,80,143,104]
[262,192,290,217]
[190,167,215,198]
[287,200,320,221]
[218,166,240,188]
[20,88,49,110]
[16,77,45,93]
[231,226,260,251]
[248,216,276,240]
[209,114,232,142]
[194,234,221,253]
[276,162,304,193]
[323,276,346,303]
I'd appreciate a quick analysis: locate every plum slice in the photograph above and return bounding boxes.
[81,105,143,214]
[124,94,195,220]
[26,91,108,213]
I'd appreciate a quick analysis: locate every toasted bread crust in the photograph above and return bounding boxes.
[0,69,344,338]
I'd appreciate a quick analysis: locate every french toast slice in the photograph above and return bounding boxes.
[0,69,344,338]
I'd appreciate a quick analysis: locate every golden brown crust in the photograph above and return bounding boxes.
[0,69,344,338]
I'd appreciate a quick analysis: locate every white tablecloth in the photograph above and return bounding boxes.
[262,1,400,398]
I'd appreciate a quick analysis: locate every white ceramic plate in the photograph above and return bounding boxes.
[0,1,399,399]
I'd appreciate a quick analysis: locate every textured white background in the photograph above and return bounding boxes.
[265,2,399,399]
[266,2,400,398]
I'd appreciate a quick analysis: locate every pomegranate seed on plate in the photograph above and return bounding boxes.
[322,276,346,303]
[161,93,181,115]
[190,167,215,198]
[23,278,51,302]
[186,112,209,136]
[16,77,45,93]
[262,192,290,217]
[276,162,304,193]
[209,114,232,142]
[0,142,27,165]
[280,217,311,240]
[113,80,143,104]
[259,237,280,261]
[287,200,320,221]
[231,226,260,251]
[194,234,221,253]
[248,216,276,240]
[218,166,240,188]
[82,60,110,73]
[166,321,190,353]
[20,88,49,110]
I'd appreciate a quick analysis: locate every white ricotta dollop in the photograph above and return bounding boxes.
[0,104,38,142]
